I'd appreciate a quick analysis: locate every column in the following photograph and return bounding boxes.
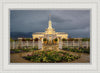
[41,38,43,50]
[57,38,59,44]
[87,41,88,48]
[59,37,62,49]
[13,41,15,49]
[79,40,81,48]
[21,41,23,48]
[73,41,74,48]
[27,41,28,47]
[16,41,17,49]
[38,38,42,50]
[41,38,43,44]
[33,40,34,48]
[78,41,79,48]
[67,40,68,48]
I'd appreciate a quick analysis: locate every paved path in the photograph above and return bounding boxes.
[61,50,90,63]
[10,52,33,63]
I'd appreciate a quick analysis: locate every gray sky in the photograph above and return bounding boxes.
[10,10,90,38]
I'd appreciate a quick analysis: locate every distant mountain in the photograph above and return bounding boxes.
[10,32,33,39]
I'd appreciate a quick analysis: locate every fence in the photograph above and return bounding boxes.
[10,41,90,49]
[10,41,38,49]
[63,41,90,48]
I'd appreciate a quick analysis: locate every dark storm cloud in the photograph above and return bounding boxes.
[10,10,90,38]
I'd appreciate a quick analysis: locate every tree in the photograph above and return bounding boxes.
[74,39,79,41]
[68,38,74,41]
[25,38,33,41]
[43,38,47,41]
[10,38,14,42]
[62,38,67,41]
[34,38,38,41]
[82,38,90,41]
[54,38,58,41]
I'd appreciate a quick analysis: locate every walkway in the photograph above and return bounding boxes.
[10,50,90,63]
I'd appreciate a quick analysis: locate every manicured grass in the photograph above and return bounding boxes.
[23,51,80,63]
[62,47,90,54]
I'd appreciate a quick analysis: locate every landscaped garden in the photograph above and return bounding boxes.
[23,50,80,63]
[10,47,38,54]
[62,47,90,54]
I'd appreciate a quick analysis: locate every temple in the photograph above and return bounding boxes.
[32,15,68,44]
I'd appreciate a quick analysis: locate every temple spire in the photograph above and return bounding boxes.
[49,14,51,20]
[48,14,52,29]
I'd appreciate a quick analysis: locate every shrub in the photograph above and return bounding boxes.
[62,47,90,54]
[10,47,39,54]
[82,38,90,41]
[10,38,14,42]
[23,51,80,63]
[68,38,74,41]
[34,38,38,41]
[43,38,47,41]
[10,49,21,53]
[62,38,67,41]
[54,38,58,41]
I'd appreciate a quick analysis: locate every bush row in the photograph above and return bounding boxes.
[10,47,38,54]
[23,51,80,63]
[62,47,90,54]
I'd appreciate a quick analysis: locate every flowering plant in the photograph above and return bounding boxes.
[23,50,80,63]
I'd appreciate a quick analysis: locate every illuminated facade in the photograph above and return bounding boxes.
[32,15,68,44]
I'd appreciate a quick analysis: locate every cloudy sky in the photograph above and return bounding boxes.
[10,10,90,38]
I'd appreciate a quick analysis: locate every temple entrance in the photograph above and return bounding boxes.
[43,44,59,51]
[43,37,59,51]
[34,37,62,51]
[48,36,52,45]
[43,38,58,45]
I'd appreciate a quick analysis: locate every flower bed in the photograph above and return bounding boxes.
[10,47,38,54]
[23,51,80,63]
[63,47,90,54]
